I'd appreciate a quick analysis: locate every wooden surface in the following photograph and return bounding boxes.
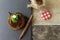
[33,0,60,25]
[32,25,60,40]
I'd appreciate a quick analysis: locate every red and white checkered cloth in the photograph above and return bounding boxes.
[41,10,52,20]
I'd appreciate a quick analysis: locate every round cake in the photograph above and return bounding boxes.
[8,12,28,30]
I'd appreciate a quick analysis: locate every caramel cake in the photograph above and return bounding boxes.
[8,12,28,30]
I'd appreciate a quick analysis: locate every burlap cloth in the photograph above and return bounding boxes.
[33,0,60,25]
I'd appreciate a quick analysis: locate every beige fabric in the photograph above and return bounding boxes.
[33,0,60,25]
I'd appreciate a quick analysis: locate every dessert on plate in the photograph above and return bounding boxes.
[8,12,28,30]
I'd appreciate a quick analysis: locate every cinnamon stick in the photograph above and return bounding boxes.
[19,15,33,40]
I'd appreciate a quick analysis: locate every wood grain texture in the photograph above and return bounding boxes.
[32,25,60,40]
